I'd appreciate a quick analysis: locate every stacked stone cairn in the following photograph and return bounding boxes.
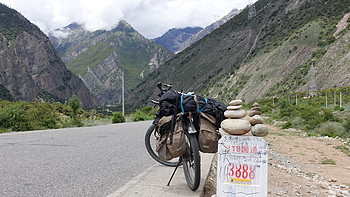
[221,100,251,135]
[249,102,268,137]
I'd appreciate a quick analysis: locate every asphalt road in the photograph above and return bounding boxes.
[0,121,156,197]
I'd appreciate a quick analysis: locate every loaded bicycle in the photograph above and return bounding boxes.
[145,82,226,191]
[145,82,201,190]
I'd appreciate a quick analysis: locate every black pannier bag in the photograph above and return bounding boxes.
[202,98,227,130]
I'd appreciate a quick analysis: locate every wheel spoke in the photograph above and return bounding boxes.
[145,124,179,167]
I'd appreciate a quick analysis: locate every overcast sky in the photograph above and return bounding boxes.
[0,0,257,38]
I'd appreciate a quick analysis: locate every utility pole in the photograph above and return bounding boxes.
[122,71,125,116]
[334,92,336,106]
[309,62,317,97]
[340,92,342,108]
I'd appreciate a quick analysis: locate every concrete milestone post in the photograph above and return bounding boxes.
[217,100,268,197]
[217,136,268,197]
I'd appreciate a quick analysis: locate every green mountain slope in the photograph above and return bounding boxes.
[50,21,174,105]
[127,0,350,110]
[0,3,98,107]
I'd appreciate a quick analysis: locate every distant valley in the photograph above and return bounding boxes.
[49,21,174,106]
[2,0,350,112]
[152,8,241,54]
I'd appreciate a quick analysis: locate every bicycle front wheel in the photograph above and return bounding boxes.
[145,124,179,167]
[182,133,201,191]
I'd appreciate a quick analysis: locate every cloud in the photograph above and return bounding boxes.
[0,0,256,38]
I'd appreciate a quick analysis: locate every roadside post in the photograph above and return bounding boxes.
[218,100,268,197]
[217,135,268,197]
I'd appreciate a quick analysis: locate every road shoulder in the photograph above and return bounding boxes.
[107,153,214,197]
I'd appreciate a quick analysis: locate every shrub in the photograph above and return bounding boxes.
[292,105,324,130]
[112,112,125,123]
[0,101,59,131]
[71,116,83,127]
[95,113,105,120]
[141,106,154,114]
[326,35,336,44]
[32,103,59,129]
[52,102,73,116]
[315,121,346,138]
[282,121,292,129]
[342,117,350,138]
[290,117,305,130]
[0,103,30,131]
[333,105,345,111]
[132,110,145,122]
[261,105,272,113]
[68,94,80,116]
[132,106,157,122]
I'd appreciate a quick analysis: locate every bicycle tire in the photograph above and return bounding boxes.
[145,124,179,167]
[182,133,201,191]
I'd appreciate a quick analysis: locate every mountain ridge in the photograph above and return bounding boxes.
[126,0,350,110]
[152,27,203,53]
[49,21,174,106]
[176,8,241,53]
[0,3,98,107]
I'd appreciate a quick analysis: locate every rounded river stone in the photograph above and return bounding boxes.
[229,100,243,106]
[221,119,251,135]
[252,102,260,107]
[224,109,246,119]
[251,107,262,111]
[227,105,242,110]
[251,124,268,137]
[248,110,262,117]
[249,115,264,125]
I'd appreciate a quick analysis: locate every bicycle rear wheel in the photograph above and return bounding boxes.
[145,124,179,167]
[182,133,201,191]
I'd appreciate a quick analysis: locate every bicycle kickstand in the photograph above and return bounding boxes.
[166,157,182,186]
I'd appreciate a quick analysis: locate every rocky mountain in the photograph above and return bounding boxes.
[152,27,203,53]
[50,21,174,106]
[0,3,98,107]
[127,0,350,110]
[177,8,241,53]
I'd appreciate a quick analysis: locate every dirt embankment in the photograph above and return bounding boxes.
[202,124,350,197]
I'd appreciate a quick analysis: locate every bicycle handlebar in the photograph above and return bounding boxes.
[156,82,173,96]
[151,100,160,105]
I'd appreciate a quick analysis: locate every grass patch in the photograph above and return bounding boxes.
[321,157,336,165]
[306,172,317,179]
[269,132,286,136]
[334,145,350,156]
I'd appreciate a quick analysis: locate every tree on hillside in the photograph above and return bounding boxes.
[68,94,83,126]
[68,94,80,116]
